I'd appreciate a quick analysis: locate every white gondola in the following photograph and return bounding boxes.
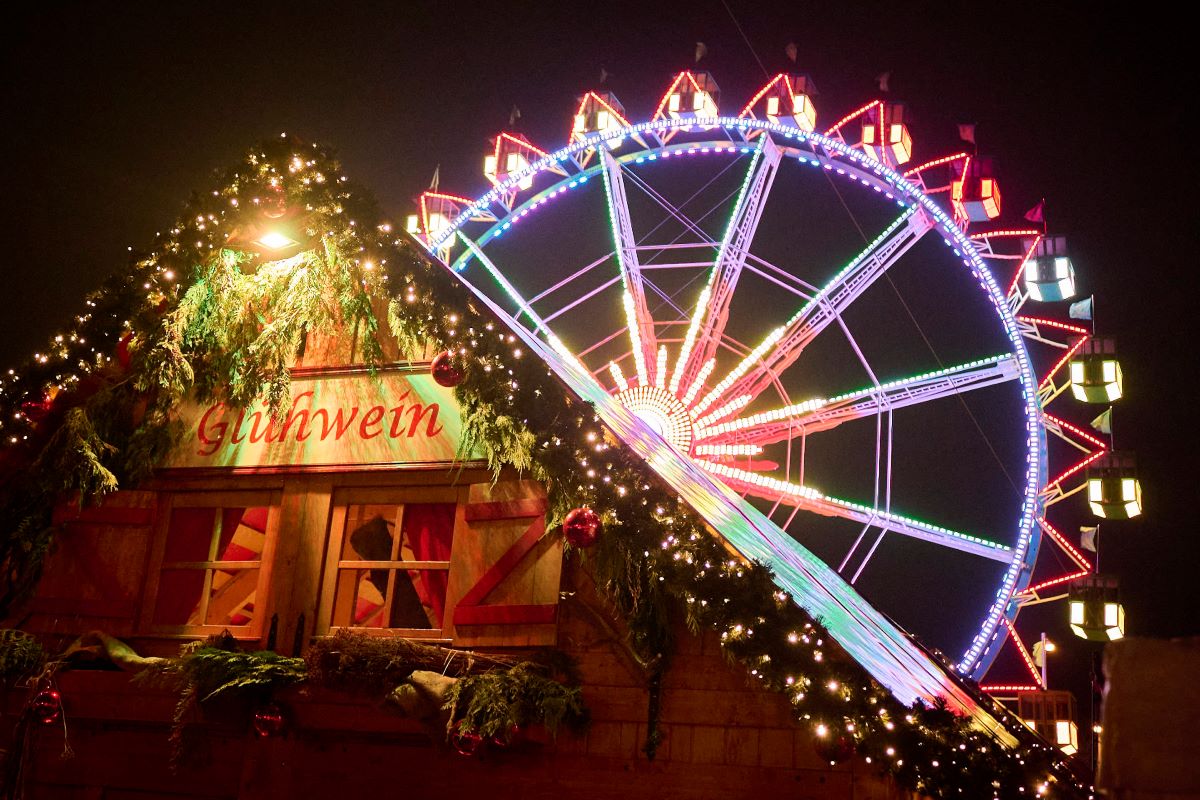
[1023,236,1077,302]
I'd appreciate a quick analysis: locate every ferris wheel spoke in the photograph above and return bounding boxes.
[696,461,1011,562]
[695,208,935,414]
[670,136,783,396]
[695,354,1020,445]
[601,150,659,386]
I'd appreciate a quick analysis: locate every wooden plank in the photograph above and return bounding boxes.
[463,497,548,522]
[273,480,333,654]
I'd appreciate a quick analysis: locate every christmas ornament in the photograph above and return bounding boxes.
[252,702,287,737]
[31,688,62,725]
[448,723,483,756]
[430,351,463,388]
[813,733,855,765]
[563,507,602,548]
[261,182,288,219]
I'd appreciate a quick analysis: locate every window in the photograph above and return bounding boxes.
[143,492,280,636]
[318,488,460,638]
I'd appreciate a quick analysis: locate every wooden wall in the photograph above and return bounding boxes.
[3,560,911,799]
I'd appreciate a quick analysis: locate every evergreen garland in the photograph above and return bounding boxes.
[0,137,1091,798]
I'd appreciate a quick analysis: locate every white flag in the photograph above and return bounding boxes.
[1031,639,1046,669]
[1069,297,1093,320]
[1080,526,1098,552]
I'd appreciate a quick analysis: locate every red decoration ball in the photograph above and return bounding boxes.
[252,702,287,737]
[563,507,602,548]
[431,351,464,388]
[31,689,62,725]
[813,734,856,765]
[449,726,483,756]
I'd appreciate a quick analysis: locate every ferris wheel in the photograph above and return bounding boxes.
[406,71,1132,681]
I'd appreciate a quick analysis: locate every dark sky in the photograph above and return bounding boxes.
[2,1,1193,695]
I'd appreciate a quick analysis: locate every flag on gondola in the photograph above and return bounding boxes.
[1069,297,1093,320]
[1080,526,1099,553]
[1024,200,1046,223]
[1032,639,1047,669]
[876,71,891,92]
[958,123,976,144]
[1091,408,1113,435]
[695,42,708,63]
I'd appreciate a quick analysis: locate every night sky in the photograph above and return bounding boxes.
[2,1,1193,700]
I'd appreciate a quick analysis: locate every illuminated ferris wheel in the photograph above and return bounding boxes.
[406,71,1135,680]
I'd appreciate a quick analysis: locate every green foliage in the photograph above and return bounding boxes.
[303,629,507,696]
[446,663,587,741]
[0,629,44,682]
[33,407,118,500]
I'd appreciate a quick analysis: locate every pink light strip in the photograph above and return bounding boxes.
[824,99,881,136]
[1044,413,1107,448]
[1017,316,1090,335]
[653,72,689,120]
[1038,518,1094,572]
[903,152,970,177]
[1046,449,1106,494]
[499,131,551,159]
[1003,617,1045,688]
[1037,335,1089,391]
[739,74,785,117]
[1007,235,1042,294]
[421,191,474,205]
[1025,569,1090,595]
[969,229,1042,240]
[980,684,1040,693]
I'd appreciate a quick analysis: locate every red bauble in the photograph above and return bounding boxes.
[813,734,856,765]
[431,351,464,388]
[31,689,62,725]
[448,725,483,756]
[563,507,602,548]
[252,702,287,737]
[261,183,288,220]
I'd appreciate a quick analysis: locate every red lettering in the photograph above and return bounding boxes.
[247,411,272,443]
[315,406,359,440]
[407,403,443,438]
[359,405,385,439]
[230,409,251,444]
[196,403,228,456]
[388,390,413,438]
[280,391,315,441]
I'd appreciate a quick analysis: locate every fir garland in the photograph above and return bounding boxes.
[0,137,1091,798]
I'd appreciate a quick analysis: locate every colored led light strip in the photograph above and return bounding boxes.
[1043,413,1107,448]
[824,497,1009,552]
[1037,518,1093,572]
[1045,449,1106,495]
[1007,235,1042,295]
[903,152,970,177]
[1024,570,1090,595]
[671,137,768,395]
[969,229,1043,240]
[1016,316,1090,336]
[1036,336,1089,391]
[738,74,785,117]
[980,684,1040,693]
[1003,617,1045,689]
[824,99,880,136]
[652,72,689,120]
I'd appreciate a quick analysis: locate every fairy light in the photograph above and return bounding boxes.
[607,360,628,392]
[680,359,715,409]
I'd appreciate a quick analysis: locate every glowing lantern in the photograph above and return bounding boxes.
[862,102,912,166]
[1086,452,1142,520]
[951,156,1003,222]
[667,71,720,119]
[1023,236,1077,302]
[1068,574,1125,640]
[1070,337,1123,403]
[1017,690,1079,756]
[761,74,818,131]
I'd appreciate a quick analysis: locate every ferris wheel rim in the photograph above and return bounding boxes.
[426,114,1046,677]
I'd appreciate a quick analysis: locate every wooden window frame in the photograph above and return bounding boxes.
[316,485,465,642]
[139,489,282,639]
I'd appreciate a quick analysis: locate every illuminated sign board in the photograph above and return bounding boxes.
[167,367,477,470]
